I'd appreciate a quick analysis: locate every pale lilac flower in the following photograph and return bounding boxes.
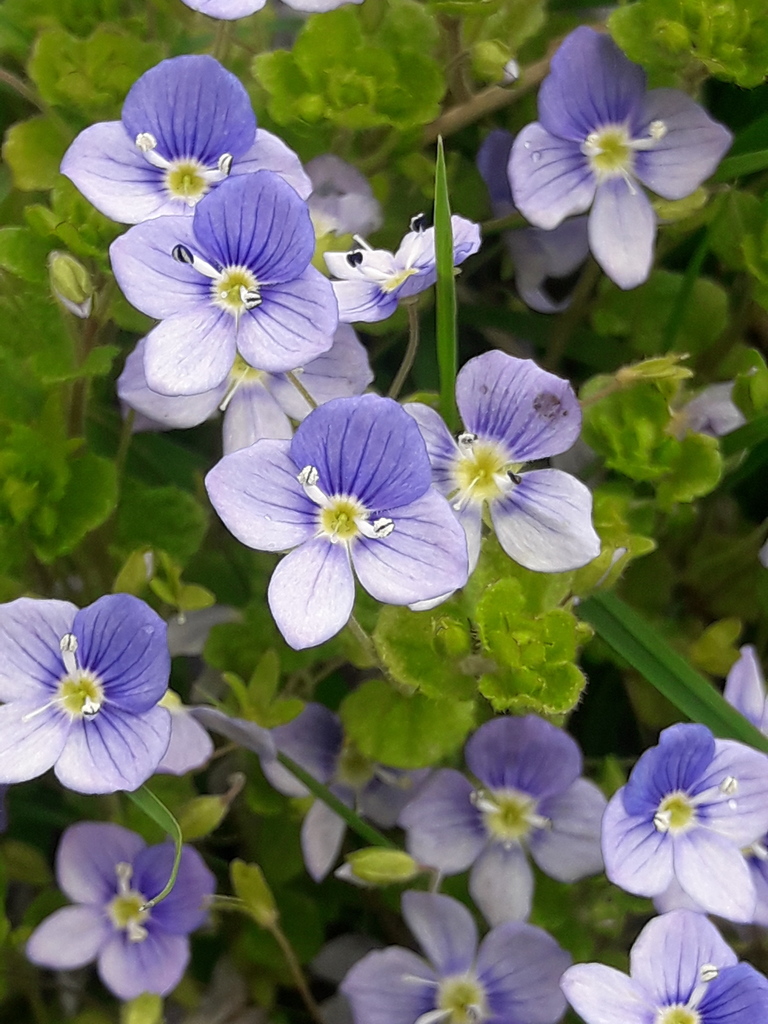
[325,215,480,323]
[477,130,589,314]
[307,155,382,237]
[179,0,362,18]
[260,703,428,880]
[205,394,469,649]
[118,324,372,453]
[342,890,570,1024]
[407,350,600,577]
[156,690,214,775]
[110,171,338,396]
[562,909,768,1024]
[678,382,746,438]
[0,594,171,794]
[760,538,768,569]
[602,722,768,922]
[62,55,309,225]
[26,822,215,1000]
[509,27,732,289]
[400,716,606,925]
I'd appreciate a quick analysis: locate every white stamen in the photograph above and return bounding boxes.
[116,862,133,896]
[358,517,395,539]
[218,153,233,176]
[60,633,79,676]
[298,465,319,487]
[297,465,330,508]
[21,700,57,723]
[749,841,768,861]
[700,964,718,983]
[648,119,667,141]
[81,695,102,717]
[653,809,671,833]
[457,431,478,451]
[135,132,157,152]
[719,775,738,795]
[126,920,149,943]
[239,284,262,310]
[414,1010,451,1024]
[351,234,374,252]
[172,244,219,279]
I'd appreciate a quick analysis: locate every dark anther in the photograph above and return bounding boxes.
[409,212,428,233]
[218,153,233,176]
[172,244,194,265]
[241,288,262,311]
[346,250,364,267]
[507,470,522,484]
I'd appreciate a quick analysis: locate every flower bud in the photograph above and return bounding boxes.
[48,251,93,319]
[344,848,419,886]
[230,859,278,928]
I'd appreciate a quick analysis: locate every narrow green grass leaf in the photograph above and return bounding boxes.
[578,592,768,753]
[714,149,768,181]
[126,785,184,907]
[434,136,458,431]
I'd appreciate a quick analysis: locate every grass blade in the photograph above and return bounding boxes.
[126,785,184,908]
[434,135,458,431]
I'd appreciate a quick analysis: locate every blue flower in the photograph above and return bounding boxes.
[325,215,480,323]
[62,55,310,225]
[562,909,768,1024]
[602,722,768,922]
[205,394,469,649]
[509,28,732,289]
[342,890,571,1024]
[110,171,338,396]
[306,154,383,238]
[407,350,600,576]
[179,0,363,18]
[26,822,215,1000]
[399,716,606,925]
[0,594,171,794]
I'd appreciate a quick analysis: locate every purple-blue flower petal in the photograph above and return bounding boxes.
[602,788,674,895]
[98,929,189,1000]
[490,469,600,572]
[402,891,478,975]
[188,707,275,761]
[404,403,460,495]
[26,906,109,969]
[0,597,76,700]
[193,172,313,280]
[531,778,606,882]
[399,768,486,873]
[629,910,737,1006]
[234,268,337,373]
[231,128,312,199]
[332,280,398,323]
[352,489,468,606]
[302,797,348,881]
[561,964,648,1024]
[205,439,317,551]
[477,129,515,214]
[341,947,438,1024]
[267,538,355,650]
[724,645,768,732]
[56,822,145,902]
[505,218,590,314]
[674,830,755,922]
[222,382,293,454]
[537,28,646,143]
[588,178,656,289]
[634,88,732,200]
[622,723,715,816]
[0,702,69,783]
[156,702,214,775]
[477,921,571,1024]
[509,123,595,230]
[179,0,267,17]
[266,703,343,793]
[61,122,169,225]
[466,716,582,797]
[142,307,236,396]
[122,56,256,166]
[697,738,768,843]
[73,594,170,712]
[470,842,533,925]
[456,352,582,461]
[291,395,432,511]
[698,962,768,1023]
[52,704,171,794]
[133,843,214,934]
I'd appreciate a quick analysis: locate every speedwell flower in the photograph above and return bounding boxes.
[407,350,600,575]
[205,394,469,649]
[400,716,606,925]
[509,27,732,289]
[325,215,480,323]
[562,909,768,1024]
[0,594,170,794]
[118,324,372,453]
[306,154,383,238]
[26,822,215,1000]
[179,0,362,18]
[62,55,309,225]
[602,721,768,922]
[342,890,571,1024]
[110,171,338,396]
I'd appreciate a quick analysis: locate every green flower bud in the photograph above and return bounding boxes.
[345,848,419,886]
[433,616,472,659]
[470,41,513,84]
[230,859,278,928]
[48,251,93,319]
[120,993,164,1024]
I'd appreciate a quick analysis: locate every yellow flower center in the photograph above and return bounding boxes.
[319,496,366,542]
[480,788,540,842]
[230,353,266,385]
[656,1006,700,1024]
[452,440,517,506]
[164,159,210,202]
[107,891,150,942]
[211,266,260,316]
[381,267,419,293]
[585,127,633,177]
[57,672,104,718]
[655,792,696,834]
[437,976,487,1024]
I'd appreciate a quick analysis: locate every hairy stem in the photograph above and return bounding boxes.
[388,300,420,399]
[286,370,319,411]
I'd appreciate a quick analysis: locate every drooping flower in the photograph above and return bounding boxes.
[155,690,214,775]
[205,394,469,649]
[61,55,309,225]
[110,171,338,396]
[0,594,171,794]
[259,702,428,880]
[601,721,768,921]
[325,214,481,323]
[178,0,362,19]
[342,890,571,1024]
[26,822,215,1000]
[306,154,383,238]
[477,130,589,314]
[509,27,732,289]
[561,909,768,1024]
[675,381,746,438]
[406,350,600,576]
[118,324,372,453]
[399,716,606,925]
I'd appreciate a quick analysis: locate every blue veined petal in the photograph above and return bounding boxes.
[231,128,312,199]
[342,947,438,1024]
[561,964,648,1024]
[724,645,768,731]
[0,597,76,701]
[132,843,215,934]
[222,381,293,454]
[98,928,189,1000]
[674,831,755,922]
[122,55,256,165]
[698,962,768,1023]
[622,724,715,816]
[0,701,69,784]
[470,843,533,925]
[177,0,267,17]
[301,798,348,881]
[465,716,582,797]
[55,822,145,904]
[509,123,595,231]
[530,778,606,882]
[399,769,486,874]
[403,891,478,975]
[588,177,656,290]
[602,789,674,896]
[193,172,315,280]
[263,703,343,796]
[26,906,109,970]
[332,279,396,324]
[142,307,237,397]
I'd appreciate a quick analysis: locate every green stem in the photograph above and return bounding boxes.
[0,67,44,111]
[286,370,318,410]
[115,409,136,482]
[660,228,709,350]
[388,300,420,399]
[277,750,396,849]
[269,921,326,1024]
[212,20,232,62]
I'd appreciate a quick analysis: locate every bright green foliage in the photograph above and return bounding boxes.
[688,617,741,675]
[24,180,122,266]
[340,678,476,768]
[254,1,443,130]
[28,27,164,120]
[474,578,590,714]
[222,650,304,728]
[572,488,656,595]
[2,116,71,191]
[708,191,763,271]
[115,482,208,563]
[591,270,728,356]
[731,349,768,418]
[609,0,768,87]
[742,200,768,312]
